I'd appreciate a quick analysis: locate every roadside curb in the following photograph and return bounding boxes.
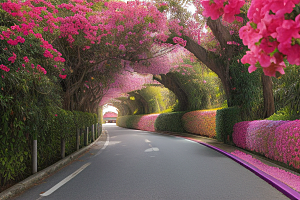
[0,130,107,200]
[183,137,300,200]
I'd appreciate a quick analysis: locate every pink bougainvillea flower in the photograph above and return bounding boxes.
[201,0,224,20]
[43,50,53,58]
[0,64,10,72]
[223,0,245,23]
[23,56,29,63]
[8,52,16,63]
[119,44,126,51]
[37,65,47,74]
[7,39,18,45]
[173,37,186,46]
[59,74,67,79]
[262,62,286,77]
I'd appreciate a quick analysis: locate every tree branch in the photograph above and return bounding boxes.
[206,18,233,49]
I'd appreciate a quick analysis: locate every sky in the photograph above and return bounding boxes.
[103,105,118,115]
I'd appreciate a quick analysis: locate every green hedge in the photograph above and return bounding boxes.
[0,109,98,188]
[182,109,218,138]
[216,107,241,143]
[154,112,186,132]
[117,115,142,129]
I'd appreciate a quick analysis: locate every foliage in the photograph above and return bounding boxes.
[116,115,142,129]
[172,58,225,111]
[267,107,299,121]
[154,112,186,132]
[272,64,300,118]
[233,120,300,170]
[216,107,241,143]
[138,86,176,114]
[181,109,219,138]
[0,105,97,188]
[229,53,264,120]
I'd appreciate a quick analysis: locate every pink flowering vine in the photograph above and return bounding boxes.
[8,52,16,63]
[200,0,245,23]
[0,64,10,72]
[239,0,300,77]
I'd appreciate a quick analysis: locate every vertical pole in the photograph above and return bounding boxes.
[96,123,98,138]
[61,138,65,158]
[97,106,103,136]
[32,139,37,174]
[76,128,80,150]
[84,127,89,146]
[92,124,95,142]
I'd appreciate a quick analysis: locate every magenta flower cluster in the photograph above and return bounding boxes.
[199,0,245,23]
[240,0,300,77]
[233,120,300,169]
[136,114,160,132]
[182,110,217,138]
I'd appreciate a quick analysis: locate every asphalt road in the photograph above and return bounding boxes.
[13,124,288,200]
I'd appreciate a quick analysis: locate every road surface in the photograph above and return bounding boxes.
[13,124,288,200]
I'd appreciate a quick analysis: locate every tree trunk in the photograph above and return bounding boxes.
[261,74,275,118]
[153,74,189,111]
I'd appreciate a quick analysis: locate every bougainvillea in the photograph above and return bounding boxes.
[99,71,157,106]
[1,0,179,111]
[231,150,300,192]
[0,0,66,76]
[116,114,159,132]
[233,120,300,169]
[181,109,219,138]
[137,114,160,132]
[239,0,300,77]
[200,0,245,23]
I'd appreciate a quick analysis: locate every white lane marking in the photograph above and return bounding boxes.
[144,147,159,152]
[94,133,110,157]
[152,147,159,152]
[40,162,91,196]
[102,133,110,150]
[145,139,151,143]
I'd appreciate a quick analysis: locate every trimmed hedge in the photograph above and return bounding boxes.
[138,114,160,132]
[116,114,159,132]
[181,109,218,138]
[154,112,186,132]
[216,107,241,143]
[233,120,300,170]
[0,109,98,188]
[117,115,142,129]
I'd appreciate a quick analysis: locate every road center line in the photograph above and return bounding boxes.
[40,162,91,197]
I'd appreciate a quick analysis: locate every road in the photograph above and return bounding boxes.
[13,124,288,200]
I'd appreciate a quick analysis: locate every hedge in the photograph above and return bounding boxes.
[233,120,300,170]
[117,114,159,132]
[216,107,241,143]
[137,114,160,132]
[181,109,218,138]
[154,112,186,133]
[116,115,142,129]
[0,109,98,188]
